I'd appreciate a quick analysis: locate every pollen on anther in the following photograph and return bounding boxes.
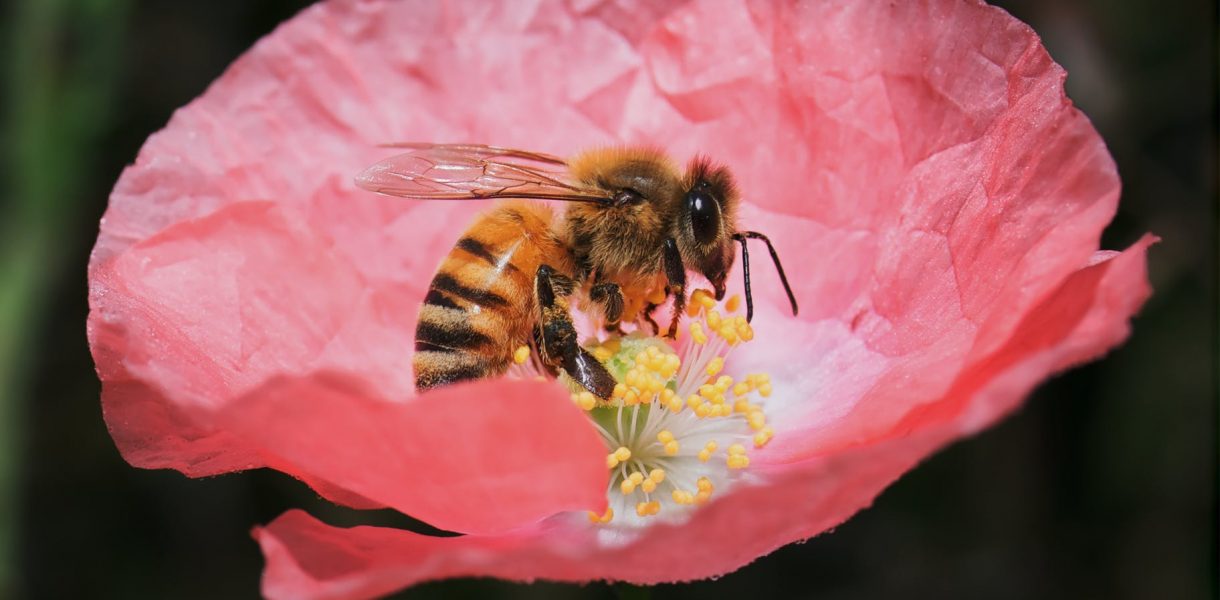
[725,294,741,313]
[754,426,774,448]
[577,391,597,411]
[513,346,530,365]
[614,447,632,462]
[690,322,707,344]
[706,356,724,377]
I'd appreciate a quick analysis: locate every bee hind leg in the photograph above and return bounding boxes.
[535,264,617,399]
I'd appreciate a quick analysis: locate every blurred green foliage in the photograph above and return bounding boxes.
[1,1,1214,598]
[2,0,129,595]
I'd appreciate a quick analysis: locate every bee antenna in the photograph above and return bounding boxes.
[731,231,799,322]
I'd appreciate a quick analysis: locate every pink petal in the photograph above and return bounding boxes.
[220,375,608,535]
[254,238,1152,598]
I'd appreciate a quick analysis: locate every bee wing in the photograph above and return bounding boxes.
[355,143,611,203]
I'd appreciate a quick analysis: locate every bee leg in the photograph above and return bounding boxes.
[590,281,624,326]
[535,264,617,399]
[662,239,687,339]
[642,302,662,336]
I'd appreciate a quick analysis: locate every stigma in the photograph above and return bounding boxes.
[570,289,775,527]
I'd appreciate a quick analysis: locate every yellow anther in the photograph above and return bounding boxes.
[672,489,694,505]
[686,292,704,316]
[714,404,733,417]
[715,375,733,390]
[709,393,726,406]
[690,322,708,344]
[623,389,639,406]
[592,347,612,362]
[704,441,719,452]
[747,410,767,430]
[698,384,716,399]
[706,357,724,377]
[718,324,738,344]
[646,377,665,395]
[641,478,657,493]
[707,309,722,330]
[754,426,774,448]
[636,502,650,517]
[687,395,702,409]
[649,468,666,483]
[666,397,684,414]
[629,472,645,485]
[635,501,661,517]
[513,346,530,364]
[726,294,741,312]
[695,490,713,504]
[734,399,752,413]
[758,382,773,397]
[695,403,712,418]
[621,479,637,495]
[612,383,627,399]
[733,382,751,397]
[614,447,632,462]
[587,508,613,523]
[737,321,754,341]
[664,440,680,455]
[646,345,660,356]
[727,454,750,469]
[657,430,675,444]
[624,369,640,389]
[634,351,648,365]
[606,454,620,469]
[664,353,680,370]
[698,291,716,309]
[697,449,712,462]
[578,391,597,411]
[649,356,667,373]
[728,443,747,456]
[660,388,675,403]
[697,476,714,492]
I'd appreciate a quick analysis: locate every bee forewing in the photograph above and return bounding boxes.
[355,144,611,203]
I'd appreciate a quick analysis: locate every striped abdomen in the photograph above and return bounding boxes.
[413,202,570,391]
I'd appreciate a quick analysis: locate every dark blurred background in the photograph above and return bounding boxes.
[1,1,1215,598]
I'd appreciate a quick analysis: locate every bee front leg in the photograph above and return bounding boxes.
[662,239,687,339]
[590,281,624,332]
[535,264,617,399]
[641,302,662,336]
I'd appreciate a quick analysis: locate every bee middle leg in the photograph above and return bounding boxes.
[641,301,663,336]
[535,264,617,399]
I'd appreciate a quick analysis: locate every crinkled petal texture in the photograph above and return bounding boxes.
[87,0,1153,597]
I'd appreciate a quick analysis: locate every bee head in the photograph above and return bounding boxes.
[676,157,739,299]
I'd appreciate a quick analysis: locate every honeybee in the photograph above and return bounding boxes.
[356,144,798,399]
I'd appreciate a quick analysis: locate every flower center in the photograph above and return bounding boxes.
[562,290,775,526]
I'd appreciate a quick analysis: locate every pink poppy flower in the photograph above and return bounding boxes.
[87,0,1154,598]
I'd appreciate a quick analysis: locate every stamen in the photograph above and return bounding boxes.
[557,289,778,527]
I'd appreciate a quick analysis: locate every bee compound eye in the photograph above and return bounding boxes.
[687,189,720,244]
